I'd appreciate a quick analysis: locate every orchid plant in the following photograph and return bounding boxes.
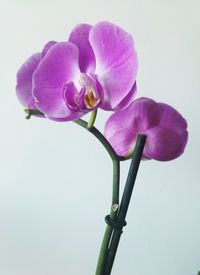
[16,21,188,275]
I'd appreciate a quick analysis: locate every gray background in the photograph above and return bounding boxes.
[0,0,199,274]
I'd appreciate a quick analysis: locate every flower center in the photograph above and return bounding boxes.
[84,90,100,109]
[63,73,103,112]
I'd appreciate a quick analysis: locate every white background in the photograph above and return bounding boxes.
[0,0,199,274]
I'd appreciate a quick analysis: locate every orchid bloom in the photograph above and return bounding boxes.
[104,97,188,161]
[16,22,138,121]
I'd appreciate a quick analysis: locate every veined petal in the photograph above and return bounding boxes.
[104,109,129,141]
[16,41,59,111]
[89,21,138,108]
[144,127,188,161]
[16,53,41,109]
[46,110,85,122]
[104,97,188,161]
[33,42,81,119]
[158,103,187,134]
[63,82,80,110]
[41,41,57,58]
[129,98,161,131]
[104,97,161,141]
[101,82,137,111]
[69,24,96,73]
[108,129,137,156]
[115,82,137,111]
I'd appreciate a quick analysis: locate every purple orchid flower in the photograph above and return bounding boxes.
[16,22,138,121]
[104,97,188,161]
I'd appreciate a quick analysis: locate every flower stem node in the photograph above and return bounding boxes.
[111,204,119,212]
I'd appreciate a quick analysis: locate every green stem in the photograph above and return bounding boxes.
[74,118,123,161]
[24,109,126,161]
[104,135,147,275]
[87,110,98,129]
[24,108,43,119]
[74,118,121,274]
[24,109,123,274]
[95,159,120,275]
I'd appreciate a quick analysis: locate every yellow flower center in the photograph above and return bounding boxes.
[84,91,99,109]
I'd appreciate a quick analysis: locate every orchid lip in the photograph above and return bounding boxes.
[63,73,102,112]
[63,82,80,111]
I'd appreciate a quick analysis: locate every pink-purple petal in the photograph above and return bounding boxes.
[16,53,41,109]
[41,41,57,58]
[63,82,80,110]
[89,21,138,108]
[129,98,161,131]
[114,82,137,111]
[158,103,187,134]
[104,97,161,141]
[33,42,81,119]
[101,82,137,111]
[69,24,96,73]
[108,129,137,156]
[104,97,188,161]
[104,109,130,141]
[144,127,188,161]
[46,109,85,122]
[16,41,59,111]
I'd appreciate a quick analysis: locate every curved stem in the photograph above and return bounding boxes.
[74,118,121,274]
[24,109,126,162]
[95,159,120,275]
[74,118,123,161]
[24,109,123,275]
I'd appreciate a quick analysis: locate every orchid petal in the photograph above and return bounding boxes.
[104,97,188,161]
[101,82,137,111]
[16,53,41,109]
[63,82,80,110]
[108,129,137,156]
[46,110,85,122]
[89,21,138,108]
[115,82,137,111]
[16,41,58,110]
[69,24,95,73]
[33,42,82,119]
[158,103,187,134]
[41,41,57,58]
[129,98,161,131]
[144,127,188,161]
[104,97,161,141]
[63,81,91,115]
